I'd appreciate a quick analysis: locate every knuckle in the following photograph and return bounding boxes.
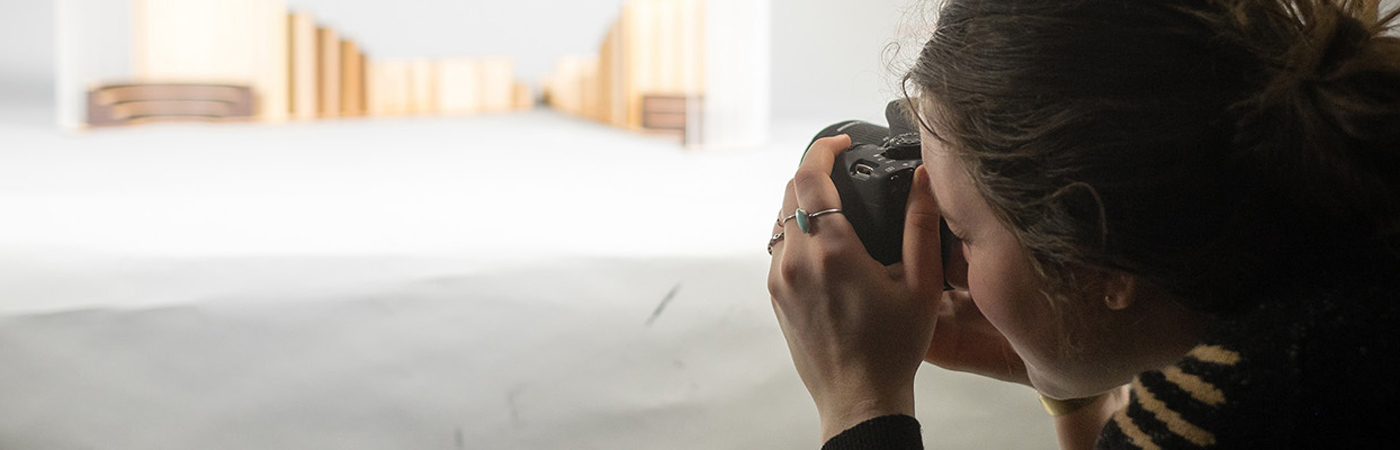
[792,169,830,193]
[815,248,852,272]
[779,256,808,285]
[767,272,784,297]
[811,240,858,271]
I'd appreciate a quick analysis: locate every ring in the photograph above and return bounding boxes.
[767,232,785,255]
[776,213,797,228]
[792,208,843,234]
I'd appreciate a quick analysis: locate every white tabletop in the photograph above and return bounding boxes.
[0,103,1055,449]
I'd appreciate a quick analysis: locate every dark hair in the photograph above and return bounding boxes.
[907,0,1400,314]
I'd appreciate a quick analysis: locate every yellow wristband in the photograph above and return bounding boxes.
[1038,393,1103,417]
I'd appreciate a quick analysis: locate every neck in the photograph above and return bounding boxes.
[1121,291,1216,372]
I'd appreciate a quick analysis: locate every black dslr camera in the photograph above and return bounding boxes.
[809,100,955,266]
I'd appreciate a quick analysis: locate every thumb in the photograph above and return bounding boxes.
[903,165,945,295]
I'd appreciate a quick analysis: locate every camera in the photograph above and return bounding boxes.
[809,99,956,267]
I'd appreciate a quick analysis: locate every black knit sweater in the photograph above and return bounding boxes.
[822,247,1400,449]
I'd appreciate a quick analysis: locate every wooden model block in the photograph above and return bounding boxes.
[288,12,319,120]
[317,27,341,117]
[640,94,701,140]
[437,58,483,115]
[87,83,255,127]
[340,40,366,117]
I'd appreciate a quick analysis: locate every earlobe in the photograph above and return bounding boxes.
[1104,294,1131,310]
[1103,274,1138,311]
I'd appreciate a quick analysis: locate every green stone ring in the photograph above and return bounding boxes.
[793,208,843,234]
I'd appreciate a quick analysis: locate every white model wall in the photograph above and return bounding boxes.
[702,0,772,149]
[0,0,56,99]
[769,0,924,123]
[52,0,131,128]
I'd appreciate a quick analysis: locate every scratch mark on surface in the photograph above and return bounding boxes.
[646,283,683,327]
[508,385,527,427]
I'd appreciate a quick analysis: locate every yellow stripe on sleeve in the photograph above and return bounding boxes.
[1111,408,1163,450]
[1187,345,1242,366]
[1132,378,1218,447]
[1162,365,1227,407]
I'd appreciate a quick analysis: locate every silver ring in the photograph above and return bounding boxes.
[792,208,844,234]
[776,213,797,228]
[767,232,785,255]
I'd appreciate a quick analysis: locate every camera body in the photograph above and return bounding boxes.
[810,100,953,266]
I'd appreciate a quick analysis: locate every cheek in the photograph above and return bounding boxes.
[965,246,1059,366]
[966,252,1035,339]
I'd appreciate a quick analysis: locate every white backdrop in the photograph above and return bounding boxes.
[0,0,54,99]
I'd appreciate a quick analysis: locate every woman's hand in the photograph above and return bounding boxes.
[925,288,1032,386]
[767,135,945,441]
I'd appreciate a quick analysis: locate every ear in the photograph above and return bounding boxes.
[1102,272,1139,311]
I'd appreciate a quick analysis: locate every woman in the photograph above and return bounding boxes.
[767,0,1400,448]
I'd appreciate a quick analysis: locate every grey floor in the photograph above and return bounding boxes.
[0,102,1056,449]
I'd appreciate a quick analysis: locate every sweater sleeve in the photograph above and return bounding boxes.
[820,415,923,450]
[1095,338,1297,449]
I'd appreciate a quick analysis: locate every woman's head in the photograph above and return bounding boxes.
[910,0,1400,313]
[908,0,1400,395]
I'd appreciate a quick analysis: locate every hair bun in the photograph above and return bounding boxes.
[1275,4,1370,89]
[1227,1,1400,237]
